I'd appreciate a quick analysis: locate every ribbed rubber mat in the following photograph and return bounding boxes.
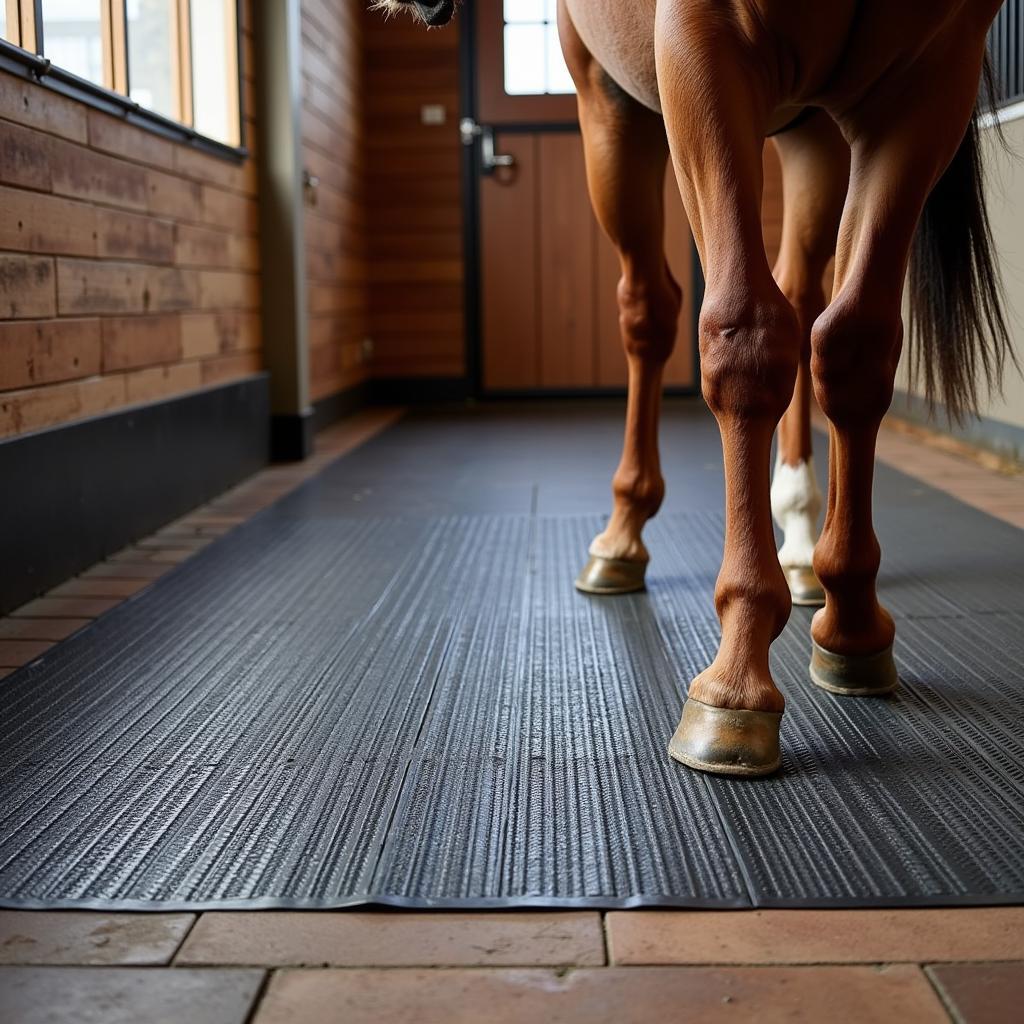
[2,405,1022,908]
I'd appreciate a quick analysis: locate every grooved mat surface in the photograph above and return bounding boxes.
[2,403,1023,909]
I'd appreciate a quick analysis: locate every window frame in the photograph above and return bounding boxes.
[0,0,246,162]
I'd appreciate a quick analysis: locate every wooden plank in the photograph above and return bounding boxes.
[480,134,538,390]
[0,185,98,257]
[0,376,127,438]
[0,319,102,390]
[146,169,203,220]
[124,362,202,403]
[180,311,261,359]
[0,72,88,142]
[200,351,262,386]
[174,223,260,270]
[50,138,149,211]
[197,270,260,311]
[56,259,199,316]
[0,255,56,319]
[101,315,183,372]
[87,110,176,169]
[0,119,53,191]
[538,132,596,388]
[95,209,176,263]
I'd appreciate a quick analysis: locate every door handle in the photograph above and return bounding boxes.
[460,117,515,175]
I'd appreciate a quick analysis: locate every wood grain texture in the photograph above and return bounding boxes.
[0,0,261,439]
[361,7,464,380]
[302,0,369,403]
[481,137,539,391]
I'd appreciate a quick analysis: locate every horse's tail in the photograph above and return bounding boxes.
[907,54,1015,423]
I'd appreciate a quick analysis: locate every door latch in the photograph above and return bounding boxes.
[460,117,515,175]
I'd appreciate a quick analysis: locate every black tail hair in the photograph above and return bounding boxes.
[907,54,1016,423]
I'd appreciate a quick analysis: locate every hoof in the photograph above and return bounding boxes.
[809,640,899,696]
[784,565,825,607]
[668,698,782,777]
[575,553,647,595]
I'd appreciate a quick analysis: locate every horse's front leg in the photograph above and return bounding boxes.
[560,16,681,597]
[657,17,800,776]
[768,114,849,607]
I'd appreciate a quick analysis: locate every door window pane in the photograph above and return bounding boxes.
[41,0,104,86]
[127,0,177,120]
[0,9,7,42]
[503,5,575,96]
[190,0,239,145]
[504,0,545,22]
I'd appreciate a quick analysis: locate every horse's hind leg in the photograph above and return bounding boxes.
[769,114,849,608]
[560,19,681,596]
[810,35,987,695]
[657,16,801,775]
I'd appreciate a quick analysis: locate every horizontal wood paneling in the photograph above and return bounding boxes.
[0,0,262,439]
[361,8,464,380]
[301,0,369,403]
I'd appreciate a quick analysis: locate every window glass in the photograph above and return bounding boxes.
[127,0,177,120]
[502,1,575,96]
[190,0,239,146]
[41,0,105,86]
[0,9,7,42]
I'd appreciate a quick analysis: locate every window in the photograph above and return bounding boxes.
[41,1,105,87]
[0,1,242,149]
[190,1,239,147]
[126,0,177,121]
[988,0,1024,108]
[503,0,575,96]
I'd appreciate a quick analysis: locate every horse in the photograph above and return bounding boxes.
[378,0,1013,777]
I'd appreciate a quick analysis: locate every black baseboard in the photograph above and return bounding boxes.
[0,375,270,616]
[312,381,371,433]
[270,410,314,462]
[370,376,472,404]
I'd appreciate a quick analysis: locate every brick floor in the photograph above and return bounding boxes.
[607,908,1024,965]
[928,962,1024,1024]
[0,966,263,1024]
[0,909,1019,1021]
[177,911,605,968]
[1,408,1021,1021]
[252,964,949,1024]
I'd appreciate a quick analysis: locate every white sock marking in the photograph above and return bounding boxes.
[771,455,822,569]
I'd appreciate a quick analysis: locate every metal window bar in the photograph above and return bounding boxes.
[988,0,1024,107]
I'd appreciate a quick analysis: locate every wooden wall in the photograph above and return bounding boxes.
[0,1,261,440]
[361,8,465,380]
[301,0,369,403]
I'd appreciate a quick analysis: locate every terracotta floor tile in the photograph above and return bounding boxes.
[0,639,54,667]
[0,912,194,965]
[47,578,150,599]
[0,667,13,679]
[607,909,1024,965]
[253,965,947,1024]
[928,962,1024,1024]
[0,966,263,1024]
[12,597,120,619]
[178,911,605,967]
[0,618,89,641]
